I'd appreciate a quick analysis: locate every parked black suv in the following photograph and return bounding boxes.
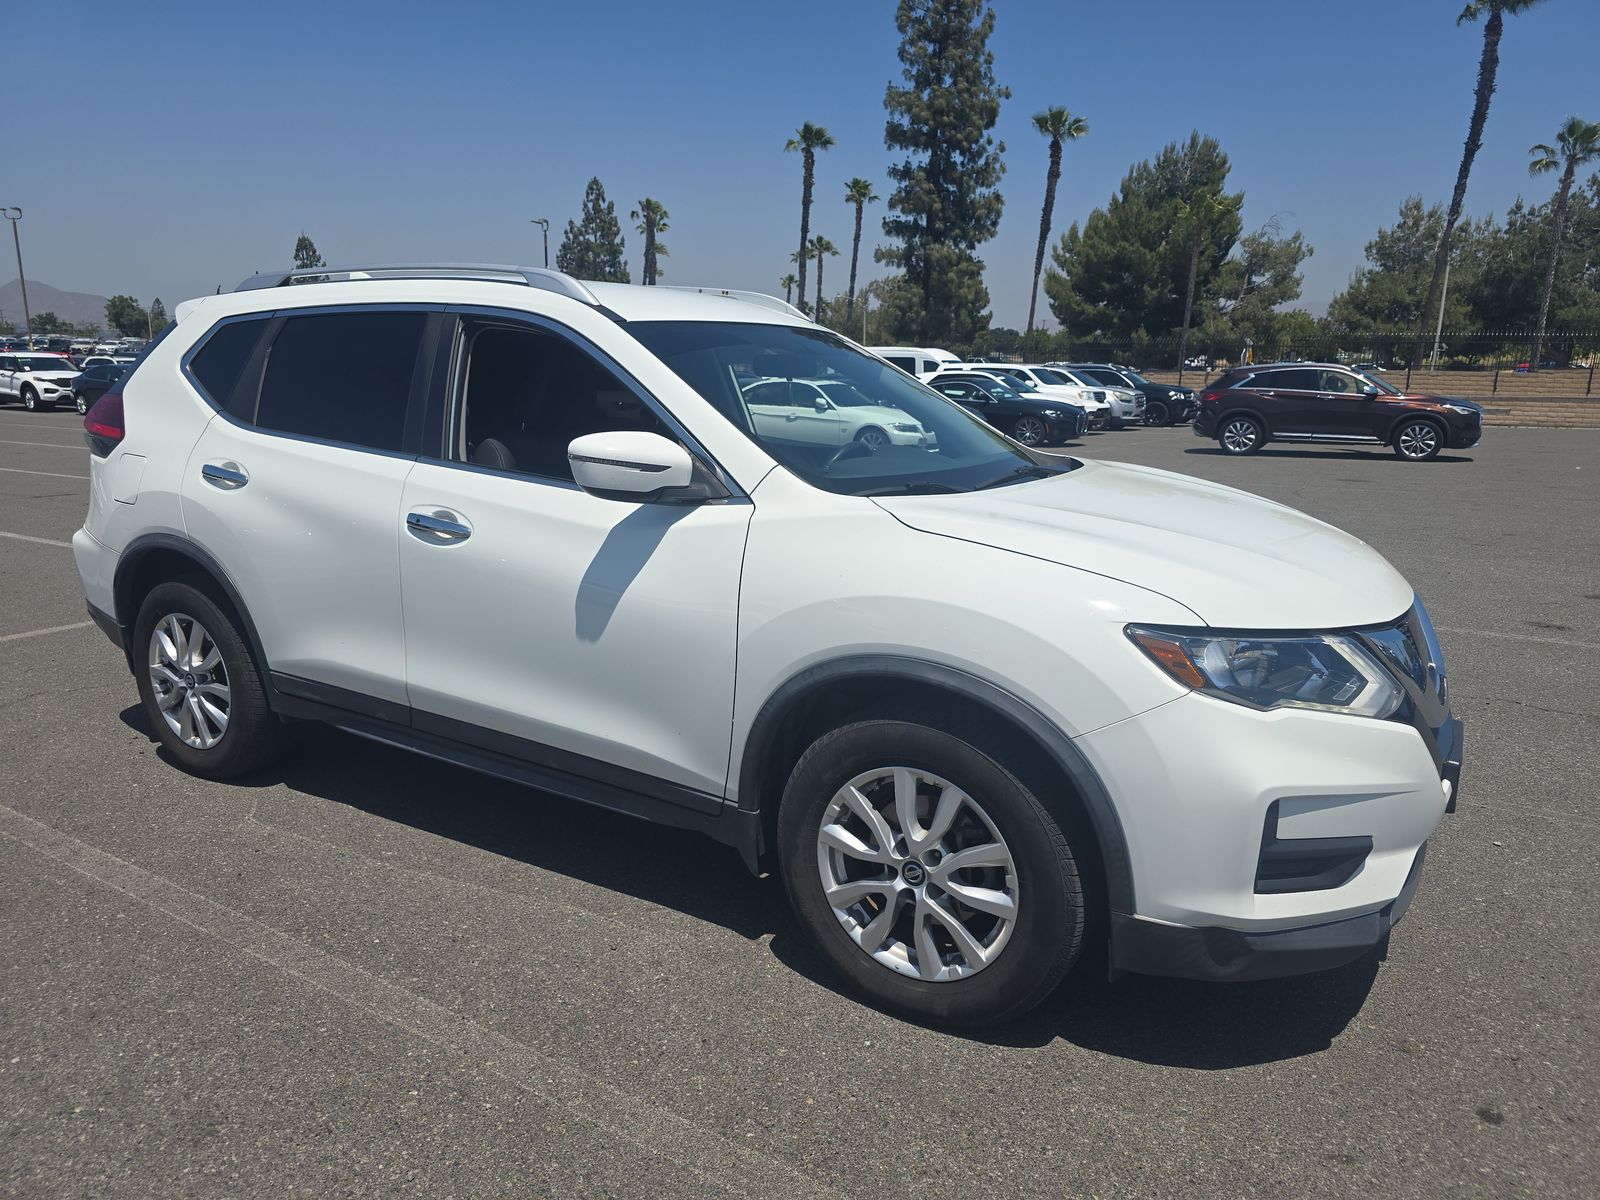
[68,362,127,415]
[1193,363,1484,461]
[1059,363,1196,427]
[927,371,1087,445]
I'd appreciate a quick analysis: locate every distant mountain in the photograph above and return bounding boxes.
[0,278,111,330]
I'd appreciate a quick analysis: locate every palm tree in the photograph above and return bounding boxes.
[809,236,839,320]
[1527,117,1600,370]
[1026,107,1089,337]
[784,122,835,314]
[630,199,670,286]
[780,273,798,305]
[1174,189,1239,372]
[842,178,879,325]
[1414,0,1548,366]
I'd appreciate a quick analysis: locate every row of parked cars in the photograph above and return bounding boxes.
[869,347,1199,446]
[0,349,132,414]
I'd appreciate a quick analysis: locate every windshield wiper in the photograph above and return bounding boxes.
[855,481,966,497]
[974,464,1066,490]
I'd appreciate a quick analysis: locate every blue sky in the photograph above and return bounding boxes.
[7,0,1596,328]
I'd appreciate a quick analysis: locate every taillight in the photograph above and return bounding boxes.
[84,391,125,456]
[1199,389,1222,404]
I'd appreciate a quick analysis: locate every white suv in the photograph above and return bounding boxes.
[74,265,1461,1026]
[0,351,81,411]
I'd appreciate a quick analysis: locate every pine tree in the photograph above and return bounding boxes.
[148,297,168,330]
[293,234,324,270]
[877,0,1009,348]
[556,178,631,282]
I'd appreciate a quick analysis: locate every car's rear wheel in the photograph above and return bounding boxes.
[778,720,1085,1026]
[1393,419,1443,461]
[1145,401,1169,426]
[133,581,288,779]
[1219,415,1264,454]
[1012,415,1046,445]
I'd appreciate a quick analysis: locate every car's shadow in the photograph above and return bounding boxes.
[121,706,1381,1068]
[1185,447,1474,463]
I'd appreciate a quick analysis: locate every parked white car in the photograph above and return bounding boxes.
[743,377,930,451]
[73,263,1460,1026]
[867,346,960,379]
[1038,365,1145,430]
[0,351,82,411]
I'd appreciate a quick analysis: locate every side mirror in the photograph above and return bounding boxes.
[1361,384,1381,397]
[813,395,829,412]
[568,431,693,501]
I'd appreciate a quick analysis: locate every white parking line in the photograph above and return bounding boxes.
[0,438,86,450]
[1436,626,1600,651]
[0,621,92,644]
[0,465,88,480]
[0,530,72,548]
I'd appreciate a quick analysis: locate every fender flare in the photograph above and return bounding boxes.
[114,532,272,683]
[737,654,1136,915]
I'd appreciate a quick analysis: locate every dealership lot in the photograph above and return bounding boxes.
[2,409,1595,1197]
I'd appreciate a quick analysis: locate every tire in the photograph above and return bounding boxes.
[777,719,1085,1027]
[75,392,89,415]
[20,385,39,412]
[1145,401,1170,427]
[1393,419,1443,461]
[1011,415,1046,445]
[1218,415,1264,455]
[133,581,288,779]
[856,426,889,452]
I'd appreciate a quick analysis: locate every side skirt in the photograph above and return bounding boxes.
[268,673,763,872]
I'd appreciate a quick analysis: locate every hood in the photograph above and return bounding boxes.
[874,458,1413,629]
[1406,393,1481,413]
[853,404,925,426]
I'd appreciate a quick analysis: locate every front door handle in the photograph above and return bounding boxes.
[406,510,472,543]
[201,461,248,490]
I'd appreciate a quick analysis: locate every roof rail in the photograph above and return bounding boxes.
[233,263,602,306]
[654,286,809,321]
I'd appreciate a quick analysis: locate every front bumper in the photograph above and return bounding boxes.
[1110,843,1430,982]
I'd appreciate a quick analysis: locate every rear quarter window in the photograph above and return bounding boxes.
[188,318,271,413]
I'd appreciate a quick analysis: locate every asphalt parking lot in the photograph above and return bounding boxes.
[2,407,1596,1198]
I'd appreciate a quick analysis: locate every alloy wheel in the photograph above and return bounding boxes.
[76,394,88,415]
[1397,422,1440,460]
[816,766,1019,982]
[1013,416,1045,445]
[858,428,888,452]
[1221,418,1259,453]
[148,613,231,749]
[1145,402,1169,427]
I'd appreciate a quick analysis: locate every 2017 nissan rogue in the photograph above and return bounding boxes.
[74,266,1462,1026]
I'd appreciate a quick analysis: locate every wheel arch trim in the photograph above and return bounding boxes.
[113,533,272,684]
[736,654,1136,914]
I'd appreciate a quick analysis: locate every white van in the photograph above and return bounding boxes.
[867,346,960,379]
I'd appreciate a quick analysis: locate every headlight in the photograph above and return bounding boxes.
[1443,403,1477,415]
[1126,626,1403,719]
[1039,409,1062,418]
[890,422,921,433]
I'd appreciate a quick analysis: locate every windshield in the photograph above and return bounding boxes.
[18,356,72,372]
[627,321,1078,496]
[1035,367,1084,388]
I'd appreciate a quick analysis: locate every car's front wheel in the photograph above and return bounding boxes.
[20,385,40,412]
[133,581,288,778]
[1012,415,1046,445]
[1219,415,1264,454]
[1145,401,1169,426]
[856,426,889,452]
[74,392,89,415]
[778,720,1085,1026]
[1393,419,1443,461]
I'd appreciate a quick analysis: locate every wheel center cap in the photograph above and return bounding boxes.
[183,673,196,688]
[900,861,927,886]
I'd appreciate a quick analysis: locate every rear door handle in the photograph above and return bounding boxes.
[406,510,472,543]
[200,461,248,489]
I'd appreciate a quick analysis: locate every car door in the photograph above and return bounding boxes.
[396,312,753,798]
[1243,367,1322,434]
[933,379,985,417]
[1316,369,1386,437]
[0,356,17,399]
[179,308,435,712]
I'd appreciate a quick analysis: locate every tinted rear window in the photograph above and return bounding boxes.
[188,318,270,412]
[255,311,425,451]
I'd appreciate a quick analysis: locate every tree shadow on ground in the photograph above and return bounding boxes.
[121,706,1382,1069]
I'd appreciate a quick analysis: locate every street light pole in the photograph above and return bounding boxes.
[2,208,31,342]
[531,218,550,268]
